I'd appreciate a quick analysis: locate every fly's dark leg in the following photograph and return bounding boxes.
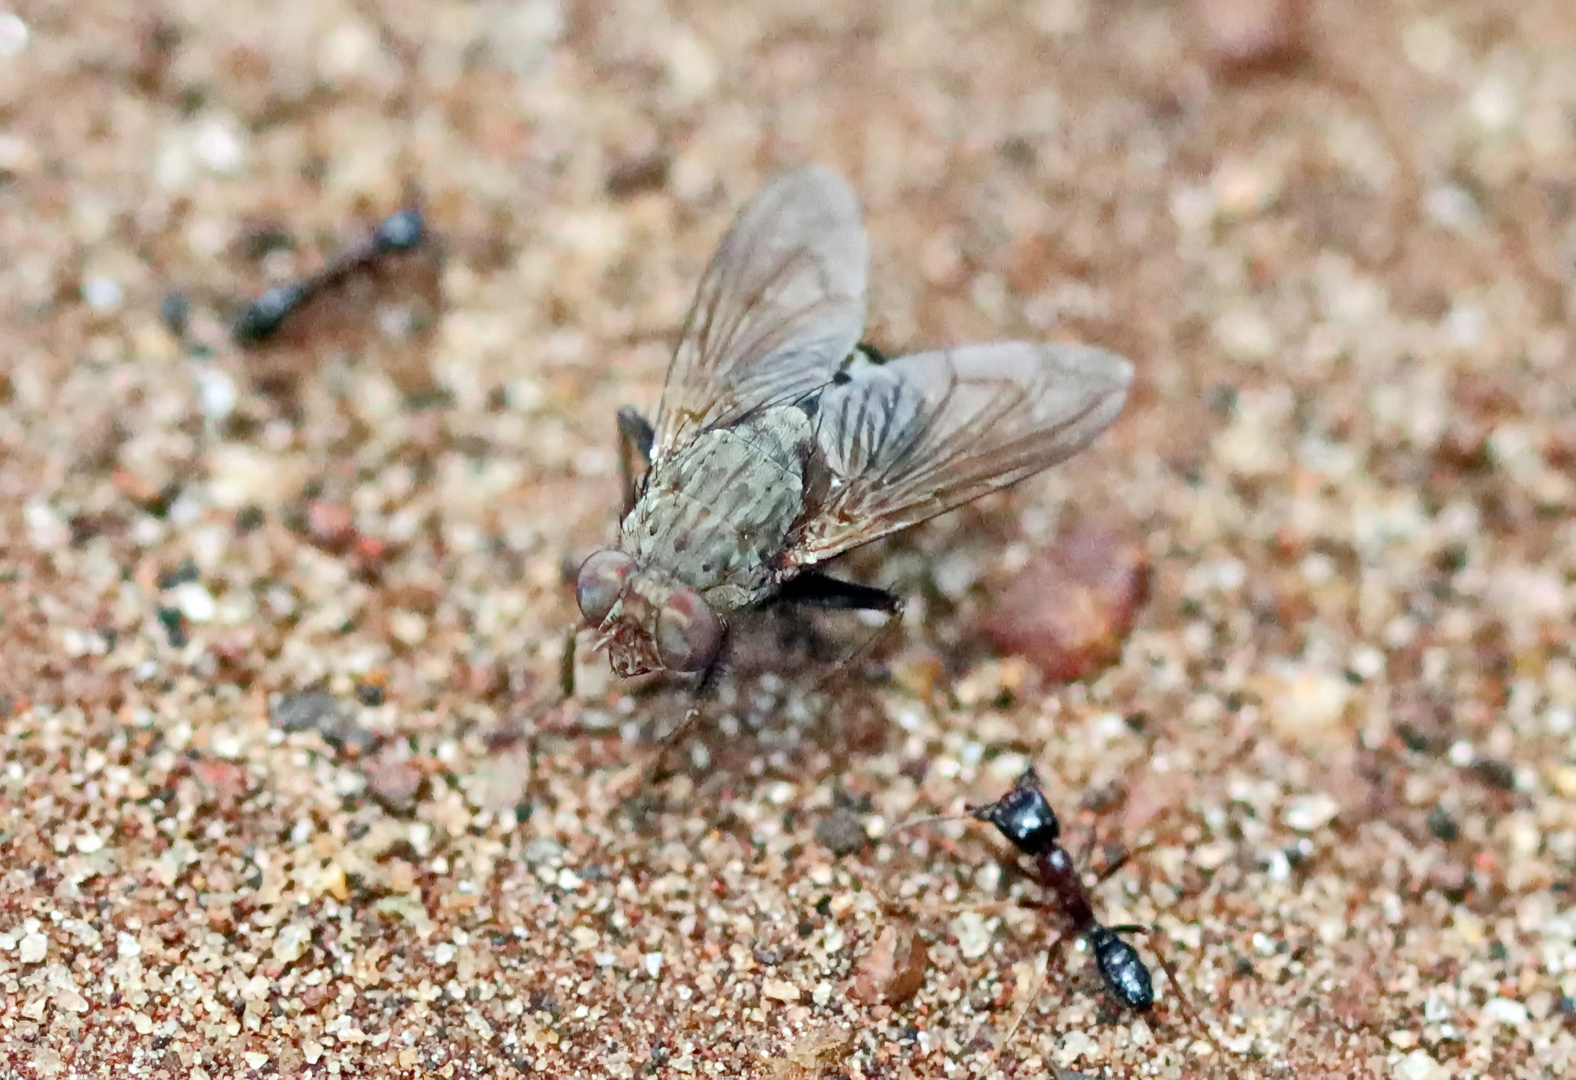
[767,572,902,662]
[773,572,906,701]
[644,640,727,785]
[772,571,902,613]
[613,630,730,802]
[616,406,656,516]
[558,626,577,699]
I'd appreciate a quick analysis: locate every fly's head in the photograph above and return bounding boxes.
[575,548,723,678]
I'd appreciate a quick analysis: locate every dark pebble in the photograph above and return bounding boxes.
[155,606,186,647]
[268,690,370,754]
[157,557,199,589]
[1426,805,1459,842]
[1470,756,1516,791]
[815,809,869,856]
[604,152,671,199]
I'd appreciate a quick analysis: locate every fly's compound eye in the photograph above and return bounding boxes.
[576,550,636,625]
[655,587,722,673]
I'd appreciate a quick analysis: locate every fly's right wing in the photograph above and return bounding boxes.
[785,342,1133,568]
[648,166,869,469]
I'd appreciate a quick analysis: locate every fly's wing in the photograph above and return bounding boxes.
[787,342,1133,567]
[649,166,868,468]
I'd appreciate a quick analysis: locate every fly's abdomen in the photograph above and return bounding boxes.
[626,413,812,606]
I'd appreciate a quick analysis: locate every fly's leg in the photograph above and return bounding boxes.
[617,406,655,516]
[644,646,726,786]
[770,572,905,697]
[772,571,901,613]
[609,631,730,801]
[558,626,577,699]
[855,341,890,364]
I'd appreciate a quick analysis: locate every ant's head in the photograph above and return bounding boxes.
[969,766,1061,857]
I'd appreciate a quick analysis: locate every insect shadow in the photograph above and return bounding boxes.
[568,165,1133,786]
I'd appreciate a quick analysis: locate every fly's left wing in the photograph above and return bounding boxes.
[648,166,869,469]
[785,342,1133,568]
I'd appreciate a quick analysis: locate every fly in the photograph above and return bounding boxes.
[576,165,1133,684]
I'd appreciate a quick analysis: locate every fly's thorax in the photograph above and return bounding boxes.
[622,409,815,611]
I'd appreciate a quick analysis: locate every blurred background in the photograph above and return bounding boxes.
[0,2,1572,1077]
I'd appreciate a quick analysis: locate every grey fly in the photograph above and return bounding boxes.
[576,166,1133,683]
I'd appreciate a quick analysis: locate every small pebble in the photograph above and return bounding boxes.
[1055,1030,1097,1066]
[979,525,1149,681]
[761,978,801,1003]
[1191,0,1310,73]
[0,12,28,58]
[193,114,247,175]
[1425,805,1459,842]
[18,929,47,964]
[814,809,869,856]
[1469,756,1516,791]
[1391,1049,1449,1080]
[952,911,994,960]
[849,925,929,1006]
[171,580,216,623]
[522,837,564,867]
[1282,793,1340,832]
[80,276,123,312]
[155,606,186,648]
[306,500,357,550]
[269,691,369,754]
[605,152,671,199]
[1482,996,1529,1028]
[363,749,426,813]
[159,289,191,335]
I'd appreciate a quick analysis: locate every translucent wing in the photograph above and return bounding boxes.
[787,342,1133,566]
[649,166,869,467]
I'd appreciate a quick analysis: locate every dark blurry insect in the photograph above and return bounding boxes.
[967,767,1215,1045]
[575,166,1133,686]
[232,207,428,345]
[230,205,443,401]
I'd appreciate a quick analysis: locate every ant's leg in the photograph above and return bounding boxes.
[616,407,655,516]
[975,943,1069,1052]
[1000,950,1053,1046]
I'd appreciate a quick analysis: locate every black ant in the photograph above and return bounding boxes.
[962,766,1217,1049]
[232,206,428,345]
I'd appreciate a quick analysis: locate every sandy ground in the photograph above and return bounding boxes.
[1,1,1574,1077]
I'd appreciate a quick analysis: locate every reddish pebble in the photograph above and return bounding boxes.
[306,500,356,550]
[363,747,428,814]
[193,759,250,809]
[1190,0,1310,73]
[849,924,929,1006]
[979,525,1149,681]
